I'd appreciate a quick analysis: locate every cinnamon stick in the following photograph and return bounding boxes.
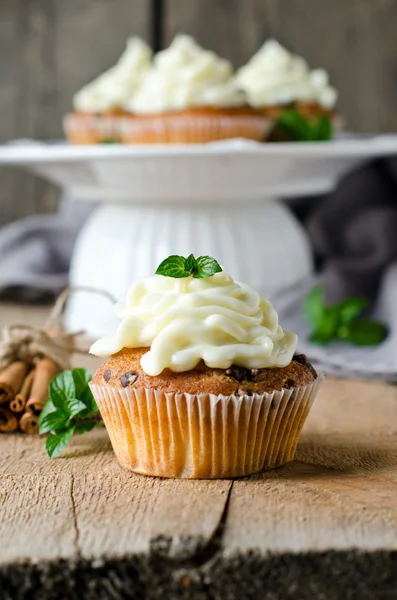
[19,411,39,435]
[26,358,59,413]
[10,370,35,413]
[0,361,28,405]
[0,407,18,432]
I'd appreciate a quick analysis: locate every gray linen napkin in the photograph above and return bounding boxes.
[0,194,95,300]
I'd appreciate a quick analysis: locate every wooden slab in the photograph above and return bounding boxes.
[1,303,397,599]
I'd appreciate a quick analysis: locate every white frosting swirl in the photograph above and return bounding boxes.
[73,38,152,113]
[128,35,245,114]
[236,40,337,109]
[90,269,297,376]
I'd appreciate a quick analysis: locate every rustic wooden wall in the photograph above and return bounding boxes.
[1,0,397,225]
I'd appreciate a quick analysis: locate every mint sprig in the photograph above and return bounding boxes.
[38,368,101,458]
[276,109,333,142]
[305,286,388,346]
[155,254,222,279]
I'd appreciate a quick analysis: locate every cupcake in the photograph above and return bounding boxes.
[89,254,322,479]
[236,40,338,141]
[119,35,271,143]
[64,37,152,144]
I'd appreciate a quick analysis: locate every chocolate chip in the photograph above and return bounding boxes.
[250,368,259,381]
[293,354,307,365]
[226,366,250,382]
[237,388,254,397]
[293,354,318,379]
[120,371,139,388]
[103,369,112,383]
[283,378,296,390]
[226,365,259,383]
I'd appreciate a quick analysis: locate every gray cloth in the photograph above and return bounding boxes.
[276,157,397,381]
[0,195,94,301]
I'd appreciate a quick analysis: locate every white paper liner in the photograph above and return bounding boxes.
[63,113,122,143]
[90,375,323,479]
[117,115,272,144]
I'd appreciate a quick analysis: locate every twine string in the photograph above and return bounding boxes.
[0,287,117,371]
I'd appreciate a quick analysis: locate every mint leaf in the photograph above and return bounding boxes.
[75,420,98,434]
[313,114,333,141]
[345,320,388,346]
[41,368,101,458]
[46,428,75,459]
[305,285,388,347]
[50,371,76,415]
[185,254,197,274]
[195,256,222,278]
[66,397,87,418]
[277,109,333,142]
[155,255,191,278]
[78,386,99,417]
[155,254,223,279]
[338,297,368,325]
[72,368,92,397]
[39,412,68,434]
[304,286,325,328]
[38,398,56,427]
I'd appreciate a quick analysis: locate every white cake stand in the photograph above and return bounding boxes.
[2,136,397,337]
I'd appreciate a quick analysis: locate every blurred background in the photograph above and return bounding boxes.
[1,0,397,226]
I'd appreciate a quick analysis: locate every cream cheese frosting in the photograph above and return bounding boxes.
[236,40,337,109]
[90,268,297,376]
[128,35,245,114]
[73,37,152,113]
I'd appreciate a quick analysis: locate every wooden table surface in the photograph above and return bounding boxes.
[1,303,397,600]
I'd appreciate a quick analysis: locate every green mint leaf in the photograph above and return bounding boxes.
[72,368,92,397]
[276,109,312,141]
[38,398,56,428]
[194,256,222,279]
[39,411,68,435]
[46,428,75,459]
[78,386,99,417]
[50,371,76,415]
[75,420,98,434]
[100,138,117,144]
[344,320,388,346]
[312,114,333,141]
[304,286,325,328]
[309,307,339,344]
[338,297,368,326]
[185,254,197,275]
[155,254,222,279]
[277,109,332,142]
[155,255,192,278]
[66,397,87,418]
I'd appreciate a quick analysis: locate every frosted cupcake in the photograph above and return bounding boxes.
[236,40,338,141]
[120,35,270,143]
[89,255,322,479]
[64,37,152,144]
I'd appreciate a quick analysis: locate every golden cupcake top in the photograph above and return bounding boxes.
[90,254,297,376]
[127,35,246,113]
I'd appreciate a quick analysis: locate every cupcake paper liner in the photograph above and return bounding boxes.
[90,375,323,479]
[117,115,272,144]
[63,113,123,144]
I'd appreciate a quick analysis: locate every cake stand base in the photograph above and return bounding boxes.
[65,199,313,338]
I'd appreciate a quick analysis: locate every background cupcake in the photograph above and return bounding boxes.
[89,255,322,479]
[236,40,338,141]
[64,37,152,144]
[120,35,270,143]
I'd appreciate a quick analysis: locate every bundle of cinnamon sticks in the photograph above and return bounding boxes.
[0,358,59,434]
